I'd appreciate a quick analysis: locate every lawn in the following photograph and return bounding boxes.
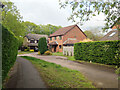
[52,52,75,61]
[18,51,33,54]
[21,56,95,88]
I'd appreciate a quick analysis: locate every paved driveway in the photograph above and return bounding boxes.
[5,57,47,88]
[18,53,119,88]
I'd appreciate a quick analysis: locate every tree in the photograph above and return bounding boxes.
[38,37,47,55]
[1,0,26,48]
[59,0,120,31]
[84,30,103,41]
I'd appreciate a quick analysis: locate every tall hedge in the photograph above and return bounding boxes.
[2,25,18,81]
[74,41,120,65]
[38,37,47,54]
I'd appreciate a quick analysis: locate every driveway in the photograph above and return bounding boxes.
[5,57,47,88]
[18,53,119,88]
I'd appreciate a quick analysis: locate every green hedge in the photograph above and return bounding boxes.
[2,25,18,82]
[74,41,120,65]
[38,37,47,54]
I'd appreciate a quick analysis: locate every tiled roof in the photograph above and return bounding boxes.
[63,38,80,45]
[49,41,58,45]
[100,30,120,41]
[25,33,48,40]
[49,25,77,37]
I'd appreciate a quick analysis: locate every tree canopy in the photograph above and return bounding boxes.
[23,21,62,36]
[84,29,104,41]
[59,0,120,31]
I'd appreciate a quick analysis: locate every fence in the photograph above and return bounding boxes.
[63,46,74,56]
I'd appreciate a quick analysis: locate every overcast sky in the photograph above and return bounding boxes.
[10,0,109,33]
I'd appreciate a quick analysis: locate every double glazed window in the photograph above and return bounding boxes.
[54,37,56,40]
[59,36,62,40]
[50,37,52,41]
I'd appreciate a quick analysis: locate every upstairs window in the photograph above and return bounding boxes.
[59,36,62,40]
[109,32,116,37]
[54,37,56,40]
[50,37,52,41]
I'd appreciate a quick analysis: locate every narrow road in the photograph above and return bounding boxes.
[18,53,119,88]
[5,57,47,88]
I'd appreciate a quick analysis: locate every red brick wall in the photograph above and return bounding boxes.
[48,25,87,52]
[48,36,63,52]
[63,26,87,42]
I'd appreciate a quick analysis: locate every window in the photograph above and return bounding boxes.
[50,37,52,41]
[109,32,116,37]
[59,36,62,40]
[30,40,35,43]
[59,45,62,49]
[54,37,56,40]
[37,40,39,43]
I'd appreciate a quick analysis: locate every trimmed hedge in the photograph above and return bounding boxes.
[74,41,120,65]
[38,37,47,54]
[2,25,18,81]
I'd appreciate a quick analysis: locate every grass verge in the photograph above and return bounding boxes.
[21,56,95,88]
[18,51,33,54]
[52,52,116,69]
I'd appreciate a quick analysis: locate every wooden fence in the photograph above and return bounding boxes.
[63,46,74,56]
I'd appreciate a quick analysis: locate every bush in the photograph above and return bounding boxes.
[30,49,34,52]
[38,37,47,54]
[2,25,18,82]
[44,51,52,55]
[38,51,41,55]
[74,40,120,65]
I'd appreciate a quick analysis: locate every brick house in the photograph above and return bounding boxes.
[23,33,48,51]
[48,25,87,52]
[100,18,120,41]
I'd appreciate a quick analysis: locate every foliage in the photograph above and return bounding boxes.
[74,40,120,66]
[115,68,120,74]
[21,56,95,88]
[38,51,41,55]
[59,0,120,31]
[30,49,34,52]
[23,21,62,36]
[18,51,32,55]
[2,25,18,82]
[84,30,103,41]
[1,0,26,37]
[38,37,47,54]
[44,51,52,55]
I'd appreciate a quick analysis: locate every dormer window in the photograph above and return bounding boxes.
[109,32,116,37]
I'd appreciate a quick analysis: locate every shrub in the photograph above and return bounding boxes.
[44,51,52,55]
[30,49,34,52]
[38,51,41,55]
[2,25,18,82]
[74,40,120,65]
[38,37,47,54]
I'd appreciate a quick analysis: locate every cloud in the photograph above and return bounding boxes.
[11,0,106,31]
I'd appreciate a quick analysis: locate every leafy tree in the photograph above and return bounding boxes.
[84,30,103,41]
[38,37,47,55]
[23,21,62,36]
[59,0,120,31]
[1,0,25,37]
[1,0,26,48]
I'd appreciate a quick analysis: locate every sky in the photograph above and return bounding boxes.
[10,0,110,33]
